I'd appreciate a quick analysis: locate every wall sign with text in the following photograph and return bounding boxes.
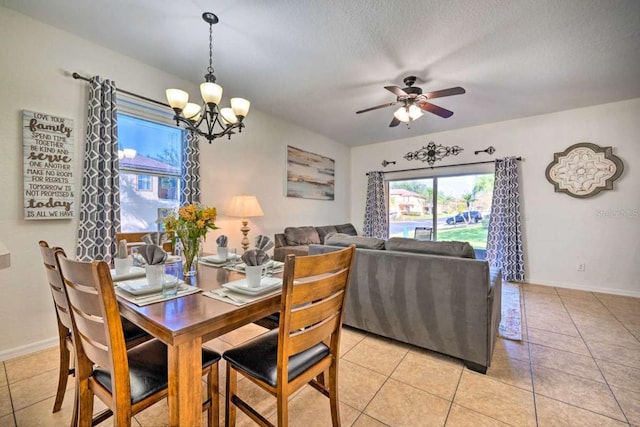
[23,110,75,220]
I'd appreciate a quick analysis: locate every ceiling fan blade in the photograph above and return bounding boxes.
[418,101,454,118]
[356,101,399,114]
[385,86,408,98]
[425,86,466,99]
[389,117,401,127]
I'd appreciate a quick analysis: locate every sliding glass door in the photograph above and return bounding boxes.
[389,173,494,258]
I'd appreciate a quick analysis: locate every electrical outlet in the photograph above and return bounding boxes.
[576,263,586,272]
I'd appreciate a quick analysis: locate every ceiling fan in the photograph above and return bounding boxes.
[356,76,465,127]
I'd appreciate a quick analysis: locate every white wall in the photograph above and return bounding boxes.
[0,7,350,359]
[351,99,640,297]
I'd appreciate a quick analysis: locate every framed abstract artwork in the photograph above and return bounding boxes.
[286,146,335,200]
[545,142,624,198]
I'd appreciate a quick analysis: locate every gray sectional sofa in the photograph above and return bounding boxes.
[273,223,357,262]
[309,235,502,373]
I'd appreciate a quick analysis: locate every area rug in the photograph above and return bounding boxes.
[499,282,522,340]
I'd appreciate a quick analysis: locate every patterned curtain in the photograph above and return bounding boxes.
[486,157,525,281]
[76,76,120,262]
[363,171,388,238]
[180,130,200,204]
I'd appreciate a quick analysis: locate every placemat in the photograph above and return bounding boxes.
[115,283,201,306]
[203,288,280,306]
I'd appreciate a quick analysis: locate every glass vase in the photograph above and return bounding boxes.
[179,236,202,282]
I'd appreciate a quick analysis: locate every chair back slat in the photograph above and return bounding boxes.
[291,248,354,279]
[286,315,341,356]
[289,291,344,331]
[39,241,73,331]
[57,253,129,391]
[291,270,349,306]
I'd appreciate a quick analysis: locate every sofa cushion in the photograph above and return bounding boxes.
[284,226,321,246]
[325,234,385,250]
[315,225,338,244]
[335,223,357,236]
[385,237,476,259]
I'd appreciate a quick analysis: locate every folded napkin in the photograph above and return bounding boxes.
[241,249,269,266]
[139,244,167,265]
[203,288,279,306]
[254,235,274,251]
[115,283,201,306]
[224,259,284,274]
[142,232,169,246]
[216,235,228,247]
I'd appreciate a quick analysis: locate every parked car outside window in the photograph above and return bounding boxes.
[446,211,483,225]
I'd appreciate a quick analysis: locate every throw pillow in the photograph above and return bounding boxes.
[315,225,338,244]
[385,237,476,259]
[335,223,357,236]
[325,233,385,250]
[284,226,321,246]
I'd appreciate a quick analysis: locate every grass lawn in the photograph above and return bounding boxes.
[438,224,488,249]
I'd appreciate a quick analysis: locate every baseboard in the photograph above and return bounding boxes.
[0,336,58,362]
[524,278,640,298]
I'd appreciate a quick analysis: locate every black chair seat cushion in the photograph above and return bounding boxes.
[223,329,330,388]
[121,317,150,342]
[94,339,220,404]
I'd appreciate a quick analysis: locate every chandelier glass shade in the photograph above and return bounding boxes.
[166,12,250,143]
[393,103,424,123]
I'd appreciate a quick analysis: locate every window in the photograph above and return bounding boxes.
[137,174,152,191]
[118,113,183,232]
[389,173,494,258]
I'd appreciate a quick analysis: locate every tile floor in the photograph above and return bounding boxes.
[1,283,638,426]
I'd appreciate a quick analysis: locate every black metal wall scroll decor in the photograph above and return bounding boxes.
[404,141,463,166]
[381,160,396,167]
[474,146,496,155]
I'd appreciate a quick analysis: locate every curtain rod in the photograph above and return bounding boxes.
[367,157,522,175]
[72,72,170,108]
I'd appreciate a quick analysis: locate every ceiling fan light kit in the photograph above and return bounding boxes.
[356,76,465,128]
[165,12,250,143]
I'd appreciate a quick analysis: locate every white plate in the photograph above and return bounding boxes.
[222,277,282,296]
[200,254,240,264]
[117,275,180,296]
[234,260,284,271]
[109,266,146,282]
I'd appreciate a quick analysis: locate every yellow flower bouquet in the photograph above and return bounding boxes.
[163,203,219,278]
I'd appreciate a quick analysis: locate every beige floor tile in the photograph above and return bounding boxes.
[598,360,640,393]
[0,414,15,427]
[4,347,60,384]
[561,296,612,318]
[521,283,557,294]
[391,349,462,400]
[342,334,409,376]
[493,337,530,362]
[365,378,450,427]
[8,368,74,412]
[217,323,268,346]
[610,386,640,426]
[532,366,625,421]
[352,413,389,426]
[0,386,12,419]
[340,327,367,357]
[556,287,597,300]
[454,370,536,426]
[530,343,604,382]
[535,394,628,427]
[527,327,591,355]
[481,355,533,391]
[610,309,640,329]
[0,366,6,387]
[13,394,76,427]
[526,310,580,336]
[266,385,361,427]
[573,318,640,350]
[594,293,640,308]
[337,359,388,411]
[445,404,512,426]
[588,341,640,369]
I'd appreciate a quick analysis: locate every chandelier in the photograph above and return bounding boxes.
[165,12,250,143]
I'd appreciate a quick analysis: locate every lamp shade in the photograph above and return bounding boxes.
[227,195,264,218]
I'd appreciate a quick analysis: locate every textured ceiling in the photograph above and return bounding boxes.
[2,0,639,146]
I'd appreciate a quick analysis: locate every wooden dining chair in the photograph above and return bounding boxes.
[55,250,221,427]
[223,245,356,427]
[38,240,152,425]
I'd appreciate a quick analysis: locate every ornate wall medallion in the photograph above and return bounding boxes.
[545,142,624,198]
[404,141,463,166]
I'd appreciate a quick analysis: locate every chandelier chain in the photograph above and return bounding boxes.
[207,21,214,75]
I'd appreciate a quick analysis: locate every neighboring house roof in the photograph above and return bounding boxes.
[120,155,179,175]
[390,189,421,197]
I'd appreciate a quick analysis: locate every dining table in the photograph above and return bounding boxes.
[116,262,282,426]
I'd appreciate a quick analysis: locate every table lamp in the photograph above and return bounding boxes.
[0,241,10,269]
[227,195,264,252]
